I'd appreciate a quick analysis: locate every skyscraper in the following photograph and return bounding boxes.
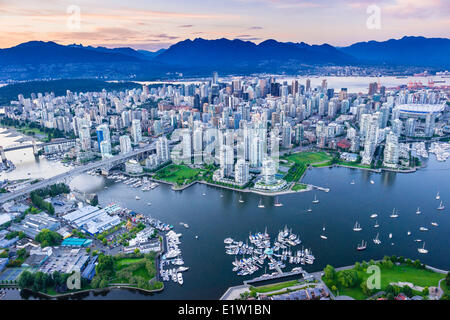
[235,159,249,185]
[131,119,142,144]
[96,124,110,150]
[156,136,170,163]
[119,135,132,154]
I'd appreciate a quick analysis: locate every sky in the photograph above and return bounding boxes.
[0,0,449,50]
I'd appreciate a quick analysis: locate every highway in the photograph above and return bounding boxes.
[0,143,155,204]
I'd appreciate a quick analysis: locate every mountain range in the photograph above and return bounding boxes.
[0,36,448,81]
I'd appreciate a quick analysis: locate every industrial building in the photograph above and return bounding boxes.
[62,205,121,235]
[9,212,60,239]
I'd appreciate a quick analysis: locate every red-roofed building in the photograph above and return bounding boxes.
[337,139,351,150]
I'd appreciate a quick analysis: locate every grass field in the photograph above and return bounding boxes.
[114,257,145,270]
[338,161,371,169]
[154,164,204,185]
[292,183,307,191]
[282,151,332,166]
[330,263,445,300]
[281,152,332,183]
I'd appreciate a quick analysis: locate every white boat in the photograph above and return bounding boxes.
[258,198,265,208]
[202,193,206,196]
[389,233,392,239]
[135,196,141,200]
[195,235,199,239]
[353,221,362,232]
[274,197,283,207]
[419,226,429,231]
[431,222,438,227]
[238,195,244,203]
[306,207,312,212]
[357,240,367,251]
[312,195,319,204]
[436,192,440,200]
[224,238,234,244]
[373,233,381,244]
[374,220,379,228]
[177,266,189,272]
[407,231,411,236]
[437,201,445,210]
[389,208,399,218]
[147,202,152,206]
[414,239,422,242]
[416,207,421,214]
[350,180,355,185]
[370,180,374,184]
[417,242,428,254]
[370,213,378,218]
[177,273,183,285]
[320,235,328,240]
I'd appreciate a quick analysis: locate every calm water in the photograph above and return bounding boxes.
[1,128,449,300]
[0,128,69,180]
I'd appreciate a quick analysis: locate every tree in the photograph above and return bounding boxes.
[337,270,359,288]
[446,272,450,286]
[402,285,413,297]
[35,229,62,247]
[323,265,336,281]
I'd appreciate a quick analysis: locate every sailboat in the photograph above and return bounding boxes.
[390,208,399,218]
[258,198,265,208]
[437,201,445,210]
[431,222,439,227]
[407,231,411,236]
[312,195,319,204]
[350,180,355,185]
[320,225,327,239]
[370,180,375,184]
[306,206,312,212]
[370,213,378,218]
[238,195,244,203]
[388,233,392,239]
[417,242,428,254]
[436,192,440,200]
[274,197,283,207]
[357,240,367,251]
[416,207,421,214]
[353,221,362,231]
[373,233,381,244]
[374,220,379,228]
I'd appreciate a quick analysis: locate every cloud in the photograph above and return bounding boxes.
[249,26,263,30]
[178,24,194,28]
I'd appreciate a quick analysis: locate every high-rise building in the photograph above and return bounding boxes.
[131,119,142,144]
[79,125,91,151]
[119,135,132,154]
[405,118,416,137]
[262,158,276,185]
[383,132,399,168]
[96,124,110,150]
[219,145,234,178]
[156,136,170,163]
[235,159,249,185]
[100,140,112,158]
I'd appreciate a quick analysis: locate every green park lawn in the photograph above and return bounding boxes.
[292,183,307,191]
[338,161,371,169]
[154,164,204,185]
[282,151,332,166]
[331,263,445,300]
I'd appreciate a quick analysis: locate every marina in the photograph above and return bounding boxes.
[224,226,315,277]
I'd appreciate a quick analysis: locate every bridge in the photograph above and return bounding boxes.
[0,143,156,204]
[0,139,77,163]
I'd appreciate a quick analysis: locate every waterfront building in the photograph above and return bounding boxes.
[219,145,234,178]
[383,131,400,168]
[125,159,143,174]
[100,140,112,158]
[235,159,249,185]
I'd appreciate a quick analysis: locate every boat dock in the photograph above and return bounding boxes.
[311,185,330,192]
[243,269,305,286]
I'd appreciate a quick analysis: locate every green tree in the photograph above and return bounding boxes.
[35,229,62,247]
[323,265,336,281]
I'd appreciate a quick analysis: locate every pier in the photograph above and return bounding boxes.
[243,269,305,286]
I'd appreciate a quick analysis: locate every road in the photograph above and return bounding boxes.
[0,143,155,204]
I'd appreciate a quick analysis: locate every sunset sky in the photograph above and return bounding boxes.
[0,0,449,50]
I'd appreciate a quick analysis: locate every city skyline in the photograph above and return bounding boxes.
[0,0,449,50]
